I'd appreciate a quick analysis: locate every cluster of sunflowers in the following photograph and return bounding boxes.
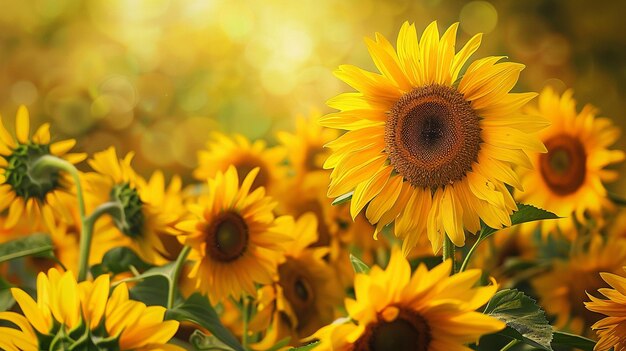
[2,20,626,351]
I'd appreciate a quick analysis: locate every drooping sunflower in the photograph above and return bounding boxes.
[0,105,85,230]
[532,235,626,335]
[85,147,186,265]
[194,132,287,195]
[276,113,338,181]
[585,269,626,351]
[321,21,546,254]
[252,213,343,348]
[516,87,625,239]
[0,268,181,350]
[311,249,504,350]
[177,165,293,304]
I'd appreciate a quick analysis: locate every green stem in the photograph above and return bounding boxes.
[500,339,519,351]
[167,245,191,309]
[460,236,483,273]
[242,295,251,349]
[77,201,124,281]
[442,235,456,273]
[32,155,90,280]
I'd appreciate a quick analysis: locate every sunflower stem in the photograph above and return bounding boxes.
[242,295,252,349]
[31,155,90,280]
[500,339,519,351]
[442,235,456,273]
[459,234,483,273]
[78,201,125,281]
[167,245,191,309]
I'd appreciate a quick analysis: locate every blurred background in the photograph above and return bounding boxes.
[0,0,624,184]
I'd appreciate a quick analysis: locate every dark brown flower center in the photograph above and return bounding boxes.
[539,134,586,196]
[205,211,249,262]
[354,308,431,351]
[277,257,316,333]
[385,84,481,189]
[235,157,270,191]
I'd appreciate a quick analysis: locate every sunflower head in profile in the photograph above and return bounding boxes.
[177,165,293,304]
[516,87,625,239]
[311,249,504,350]
[194,132,287,195]
[0,105,85,230]
[0,268,181,350]
[251,213,343,348]
[532,235,626,335]
[85,147,186,265]
[585,268,626,351]
[321,21,546,254]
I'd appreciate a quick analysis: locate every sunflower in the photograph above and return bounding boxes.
[311,249,504,350]
[531,235,626,335]
[516,87,625,239]
[321,21,546,254]
[177,165,293,304]
[194,132,287,195]
[0,105,85,230]
[585,269,626,351]
[0,268,181,350]
[251,213,343,348]
[276,113,338,181]
[85,147,186,265]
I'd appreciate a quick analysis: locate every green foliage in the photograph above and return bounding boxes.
[349,254,370,274]
[190,330,237,351]
[0,277,14,312]
[484,289,553,350]
[91,247,152,277]
[480,204,559,240]
[165,293,244,351]
[552,331,596,351]
[0,233,55,264]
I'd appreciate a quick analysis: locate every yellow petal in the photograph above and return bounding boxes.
[15,105,30,143]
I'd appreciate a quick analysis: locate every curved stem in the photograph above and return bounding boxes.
[32,155,85,220]
[460,236,482,272]
[167,245,191,309]
[77,201,124,281]
[442,235,456,273]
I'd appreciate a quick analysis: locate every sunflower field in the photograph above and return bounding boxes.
[2,1,626,350]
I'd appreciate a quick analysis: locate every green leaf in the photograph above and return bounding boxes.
[190,329,236,351]
[331,192,353,206]
[288,341,319,351]
[551,331,595,351]
[0,276,14,312]
[165,293,244,351]
[114,261,179,307]
[483,289,553,351]
[349,254,370,274]
[481,204,559,240]
[0,233,55,263]
[91,247,152,277]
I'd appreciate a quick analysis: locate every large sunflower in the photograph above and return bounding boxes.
[177,165,293,304]
[0,105,85,230]
[516,87,625,238]
[252,213,343,348]
[321,21,546,254]
[312,249,504,350]
[585,269,626,351]
[0,268,181,350]
[194,132,287,195]
[532,235,626,335]
[85,147,185,265]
